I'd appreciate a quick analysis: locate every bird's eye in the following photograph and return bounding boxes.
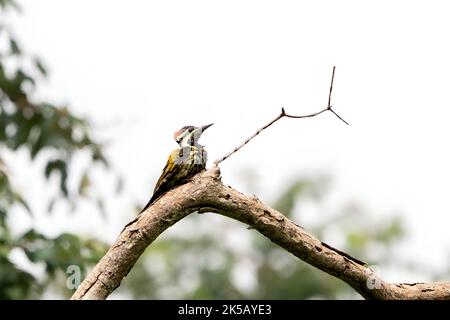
[188,127,194,132]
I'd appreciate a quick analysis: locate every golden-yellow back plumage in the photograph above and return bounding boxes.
[139,145,207,212]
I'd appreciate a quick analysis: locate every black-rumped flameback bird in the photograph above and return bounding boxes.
[139,123,213,213]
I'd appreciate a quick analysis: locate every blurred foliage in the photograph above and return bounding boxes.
[0,2,109,299]
[0,229,108,299]
[116,177,406,300]
[0,0,20,11]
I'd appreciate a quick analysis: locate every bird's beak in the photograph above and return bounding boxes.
[201,123,214,131]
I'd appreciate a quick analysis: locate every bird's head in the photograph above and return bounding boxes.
[173,123,213,147]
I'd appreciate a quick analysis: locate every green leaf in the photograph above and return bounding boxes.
[91,145,108,166]
[78,171,90,196]
[34,57,47,76]
[0,207,7,227]
[9,38,20,55]
[44,159,68,196]
[12,192,31,215]
[44,159,64,179]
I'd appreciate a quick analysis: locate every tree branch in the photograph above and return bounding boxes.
[214,66,348,166]
[71,168,450,300]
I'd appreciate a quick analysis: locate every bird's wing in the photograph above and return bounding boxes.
[139,149,187,213]
[153,150,181,194]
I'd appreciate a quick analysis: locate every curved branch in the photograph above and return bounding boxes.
[71,168,450,300]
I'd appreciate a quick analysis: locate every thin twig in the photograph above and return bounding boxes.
[329,108,349,125]
[214,66,348,166]
[328,66,335,108]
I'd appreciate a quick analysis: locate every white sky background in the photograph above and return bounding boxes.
[4,0,450,288]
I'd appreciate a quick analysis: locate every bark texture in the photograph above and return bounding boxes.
[71,167,450,300]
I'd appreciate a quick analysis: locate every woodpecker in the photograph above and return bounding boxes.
[139,123,213,213]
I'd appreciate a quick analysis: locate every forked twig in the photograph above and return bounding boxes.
[214,66,348,166]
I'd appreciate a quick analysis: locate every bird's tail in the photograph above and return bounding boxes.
[139,194,158,214]
[120,193,161,234]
